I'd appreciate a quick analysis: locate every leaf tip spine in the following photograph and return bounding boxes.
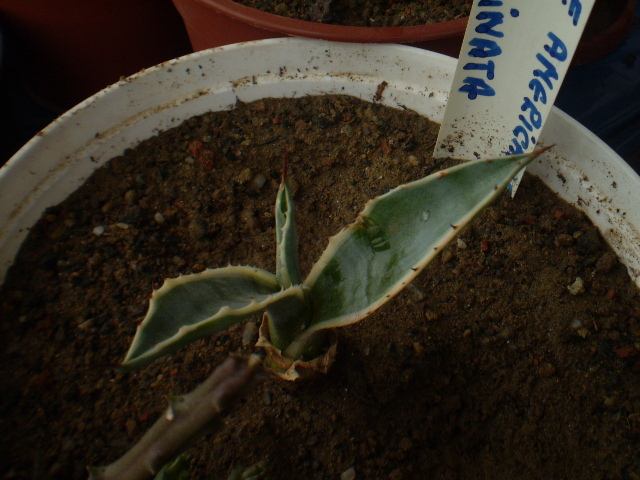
[282,151,289,183]
[531,144,554,159]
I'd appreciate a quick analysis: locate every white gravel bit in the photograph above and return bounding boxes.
[457,238,468,249]
[567,277,585,295]
[92,226,105,236]
[252,173,267,189]
[154,212,166,224]
[570,319,583,330]
[340,467,356,480]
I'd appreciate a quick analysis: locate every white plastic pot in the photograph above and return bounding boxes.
[0,38,639,287]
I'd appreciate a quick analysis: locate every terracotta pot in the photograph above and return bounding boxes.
[171,0,470,58]
[573,0,637,66]
[171,0,635,65]
[0,0,193,112]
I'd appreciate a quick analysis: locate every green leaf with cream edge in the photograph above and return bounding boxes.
[123,266,309,370]
[122,149,549,374]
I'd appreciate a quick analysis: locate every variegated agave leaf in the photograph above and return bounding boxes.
[264,173,308,350]
[275,170,301,289]
[121,266,304,370]
[154,453,190,480]
[282,150,546,358]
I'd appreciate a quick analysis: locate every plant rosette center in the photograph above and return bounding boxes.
[256,315,338,380]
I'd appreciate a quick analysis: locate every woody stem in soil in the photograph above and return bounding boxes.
[88,355,264,480]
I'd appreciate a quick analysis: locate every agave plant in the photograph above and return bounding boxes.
[120,148,549,379]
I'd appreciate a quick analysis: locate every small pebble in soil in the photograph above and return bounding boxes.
[124,189,137,204]
[555,233,574,247]
[341,466,356,480]
[596,252,618,274]
[252,173,267,189]
[538,363,557,378]
[413,342,426,356]
[389,469,404,480]
[570,319,583,330]
[92,226,105,236]
[154,212,166,224]
[609,330,622,341]
[425,310,439,321]
[567,277,585,295]
[497,328,514,340]
[577,328,590,338]
[188,219,208,240]
[576,229,601,253]
[406,283,426,301]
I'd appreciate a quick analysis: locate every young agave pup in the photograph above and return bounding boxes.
[121,148,550,380]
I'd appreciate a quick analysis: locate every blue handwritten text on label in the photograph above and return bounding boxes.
[458,1,508,100]
[563,0,582,26]
[508,32,568,154]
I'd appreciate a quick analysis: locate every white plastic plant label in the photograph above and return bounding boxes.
[435,0,596,174]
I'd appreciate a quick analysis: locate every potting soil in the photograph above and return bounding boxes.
[1,95,639,480]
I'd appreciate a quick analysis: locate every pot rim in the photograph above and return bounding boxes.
[0,38,638,287]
